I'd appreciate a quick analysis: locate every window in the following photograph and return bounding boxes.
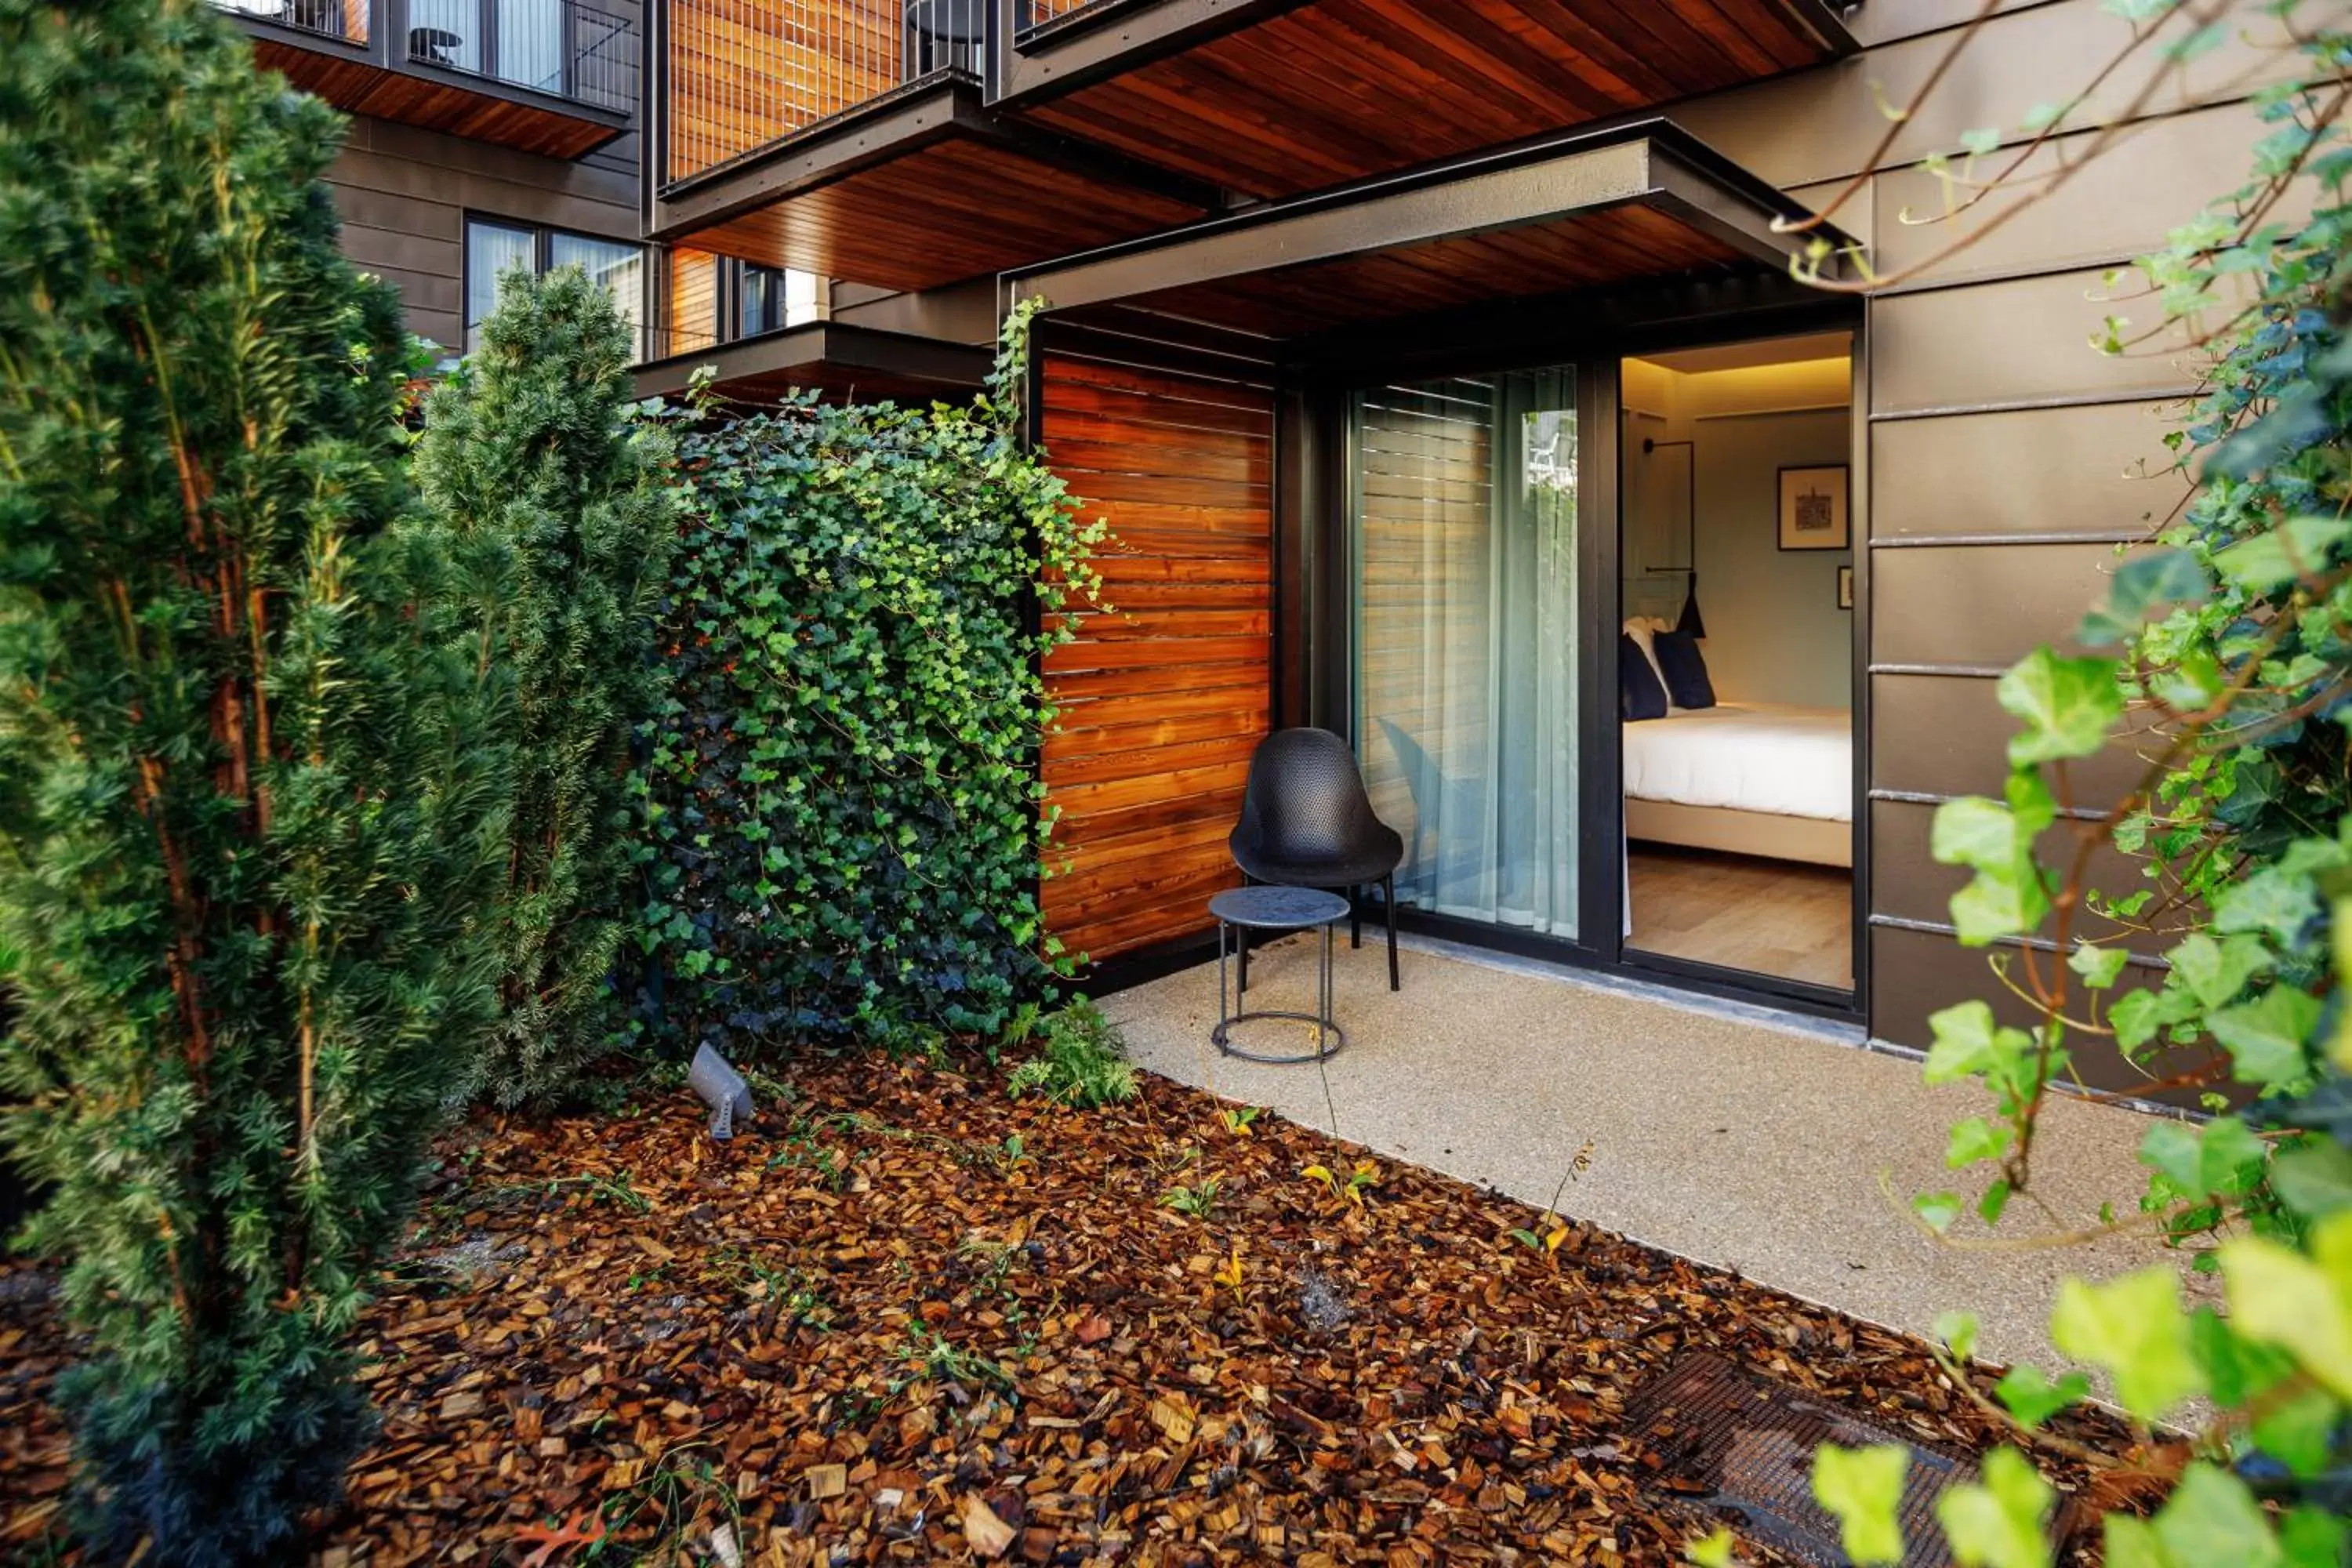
[739,264,822,337]
[464,217,648,360]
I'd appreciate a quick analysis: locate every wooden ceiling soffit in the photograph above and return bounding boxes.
[1005,121,1844,340]
[632,321,994,405]
[652,77,1216,293]
[247,34,627,160]
[994,0,1857,198]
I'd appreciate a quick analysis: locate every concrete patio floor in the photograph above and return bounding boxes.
[1100,930,2187,1379]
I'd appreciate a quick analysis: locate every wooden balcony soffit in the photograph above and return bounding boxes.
[632,321,995,405]
[1004,120,1848,342]
[1000,0,1856,198]
[652,77,1218,294]
[248,32,630,160]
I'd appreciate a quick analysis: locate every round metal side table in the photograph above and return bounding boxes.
[1209,884,1349,1064]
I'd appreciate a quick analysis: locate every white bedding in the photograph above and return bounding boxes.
[1621,702,1852,822]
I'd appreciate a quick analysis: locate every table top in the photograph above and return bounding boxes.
[1210,884,1351,931]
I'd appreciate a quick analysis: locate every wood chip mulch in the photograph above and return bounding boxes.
[0,1054,2150,1566]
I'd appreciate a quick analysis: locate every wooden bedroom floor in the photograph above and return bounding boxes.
[1626,843,1853,990]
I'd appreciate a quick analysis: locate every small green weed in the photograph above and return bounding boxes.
[893,1321,1015,1393]
[1005,999,1136,1109]
[1160,1176,1222,1219]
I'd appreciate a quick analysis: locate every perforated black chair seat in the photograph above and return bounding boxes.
[1228,728,1404,990]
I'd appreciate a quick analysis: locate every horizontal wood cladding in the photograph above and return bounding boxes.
[1015,0,1842,198]
[1121,205,1747,338]
[674,137,1203,292]
[253,41,623,159]
[1038,354,1276,964]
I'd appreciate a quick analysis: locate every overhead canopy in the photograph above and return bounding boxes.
[633,321,993,406]
[1006,121,1846,340]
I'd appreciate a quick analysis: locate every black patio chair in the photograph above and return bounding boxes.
[1229,728,1405,992]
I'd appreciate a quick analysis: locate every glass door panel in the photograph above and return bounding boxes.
[1353,368,1579,938]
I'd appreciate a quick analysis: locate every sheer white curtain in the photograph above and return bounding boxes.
[1355,369,1579,937]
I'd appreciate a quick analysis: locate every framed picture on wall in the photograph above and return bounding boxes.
[1838,564,1854,610]
[1778,464,1849,550]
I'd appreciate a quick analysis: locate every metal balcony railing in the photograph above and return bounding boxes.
[219,0,368,43]
[406,0,640,115]
[663,0,983,185]
[1014,0,1102,31]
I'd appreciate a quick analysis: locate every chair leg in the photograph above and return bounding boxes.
[1385,873,1399,991]
[1238,924,1250,996]
[1350,884,1362,949]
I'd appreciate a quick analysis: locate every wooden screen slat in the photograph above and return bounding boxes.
[1039,353,1276,964]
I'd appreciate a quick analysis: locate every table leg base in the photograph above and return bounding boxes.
[1210,1011,1345,1065]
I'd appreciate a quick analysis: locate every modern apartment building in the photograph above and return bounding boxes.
[243,0,2299,1087]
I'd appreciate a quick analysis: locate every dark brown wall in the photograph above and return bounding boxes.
[1670,0,2290,1076]
[325,68,643,350]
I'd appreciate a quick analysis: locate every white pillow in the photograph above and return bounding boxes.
[1621,616,1670,689]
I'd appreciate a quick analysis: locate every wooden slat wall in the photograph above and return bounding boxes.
[665,0,902,183]
[1038,353,1276,964]
[666,247,723,356]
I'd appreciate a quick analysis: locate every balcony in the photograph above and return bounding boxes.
[648,0,1214,292]
[993,0,1857,198]
[220,0,638,158]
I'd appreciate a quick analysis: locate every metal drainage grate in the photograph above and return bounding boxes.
[1626,1352,1978,1568]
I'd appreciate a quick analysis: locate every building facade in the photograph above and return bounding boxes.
[252,0,2307,1087]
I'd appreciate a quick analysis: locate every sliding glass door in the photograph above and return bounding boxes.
[1352,368,1581,938]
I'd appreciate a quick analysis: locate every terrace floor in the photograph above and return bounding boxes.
[1102,930,2183,1377]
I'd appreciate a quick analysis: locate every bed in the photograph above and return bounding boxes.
[1621,702,1853,868]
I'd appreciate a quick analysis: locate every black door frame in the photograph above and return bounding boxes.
[1291,279,1867,1022]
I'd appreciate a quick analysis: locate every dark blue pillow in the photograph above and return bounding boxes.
[1652,629,1715,710]
[1620,633,1668,721]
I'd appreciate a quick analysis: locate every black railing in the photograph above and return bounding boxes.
[406,0,640,115]
[219,0,367,43]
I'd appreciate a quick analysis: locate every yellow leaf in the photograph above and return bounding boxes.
[1214,1245,1245,1298]
[1302,1164,1334,1186]
[1544,1225,1569,1255]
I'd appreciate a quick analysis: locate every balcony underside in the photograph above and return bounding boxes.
[1008,120,1844,343]
[632,321,993,405]
[254,38,627,157]
[655,79,1212,293]
[1006,0,1853,198]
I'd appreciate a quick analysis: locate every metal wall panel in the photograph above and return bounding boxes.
[1678,0,2299,191]
[1872,541,2128,669]
[1871,401,2187,543]
[1870,101,2291,287]
[1870,798,2167,947]
[1871,268,2200,416]
[1867,924,2190,1101]
[1870,673,2153,805]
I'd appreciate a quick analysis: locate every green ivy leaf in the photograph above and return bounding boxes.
[2165,931,2271,1010]
[2135,1464,2281,1568]
[2067,942,2129,990]
[2048,1269,2203,1421]
[1934,1446,2052,1568]
[1998,649,2123,764]
[1946,1116,2013,1169]
[1914,1192,1965,1234]
[1935,1310,1981,1363]
[2209,985,2319,1091]
[2281,1506,2350,1568]
[2211,515,2352,593]
[2270,1139,2352,1218]
[1684,1526,1737,1567]
[1812,1443,1908,1566]
[1991,1367,2089,1428]
[2221,1214,2352,1402]
[2137,1116,2267,1200]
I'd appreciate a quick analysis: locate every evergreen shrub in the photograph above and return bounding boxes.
[416,267,678,1107]
[0,0,511,1556]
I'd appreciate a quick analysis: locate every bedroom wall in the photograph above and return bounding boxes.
[1622,361,1853,710]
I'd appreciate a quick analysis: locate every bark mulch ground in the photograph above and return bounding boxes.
[0,1053,2151,1566]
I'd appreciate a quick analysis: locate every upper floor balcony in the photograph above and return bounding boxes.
[993,0,1857,198]
[221,0,639,158]
[645,0,1853,295]
[647,0,1214,292]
